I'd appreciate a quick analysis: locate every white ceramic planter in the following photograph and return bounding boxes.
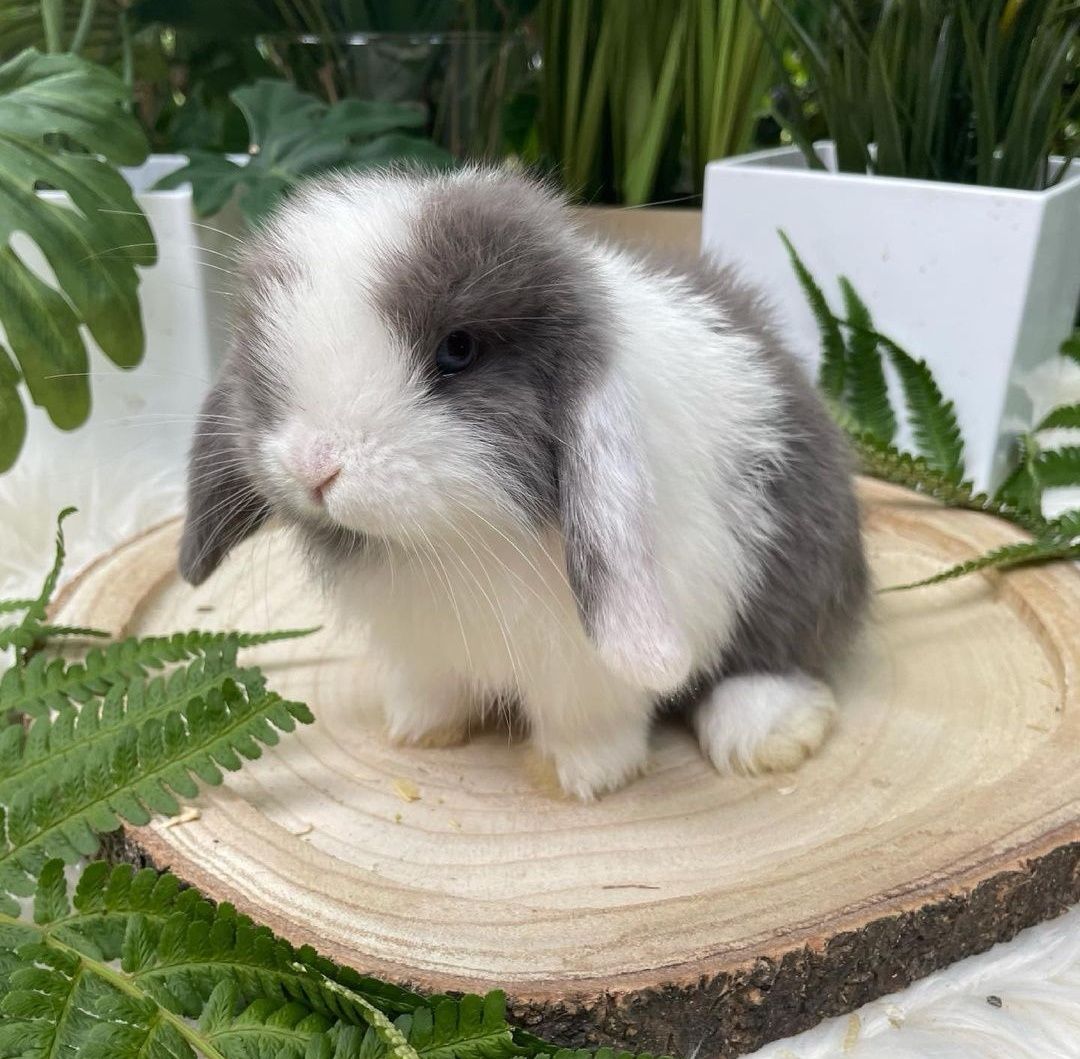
[701,143,1080,490]
[0,156,241,587]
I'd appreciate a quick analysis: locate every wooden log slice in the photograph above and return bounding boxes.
[53,478,1080,1058]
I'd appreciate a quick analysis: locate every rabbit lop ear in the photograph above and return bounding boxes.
[557,370,692,693]
[179,381,270,585]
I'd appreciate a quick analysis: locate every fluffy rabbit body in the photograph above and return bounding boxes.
[181,167,867,799]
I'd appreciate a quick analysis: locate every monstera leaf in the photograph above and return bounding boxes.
[158,79,453,225]
[0,49,153,472]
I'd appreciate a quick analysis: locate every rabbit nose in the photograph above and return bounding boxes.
[309,466,341,505]
[288,440,341,505]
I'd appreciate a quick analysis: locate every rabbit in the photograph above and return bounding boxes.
[179,165,868,801]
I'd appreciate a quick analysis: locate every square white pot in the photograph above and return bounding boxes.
[701,143,1080,490]
[0,156,241,588]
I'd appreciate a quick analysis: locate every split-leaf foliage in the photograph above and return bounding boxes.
[783,233,1080,589]
[0,511,669,1059]
[0,47,155,474]
[157,79,454,226]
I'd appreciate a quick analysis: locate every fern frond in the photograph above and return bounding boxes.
[397,992,521,1059]
[994,433,1044,520]
[0,624,112,652]
[1029,446,1080,488]
[1037,403,1080,430]
[33,624,110,640]
[1061,330,1080,365]
[35,509,76,617]
[327,992,523,1059]
[200,982,335,1057]
[53,862,422,1020]
[316,976,422,1059]
[996,442,1080,521]
[847,431,1046,532]
[870,332,965,480]
[0,645,267,803]
[0,627,314,720]
[837,278,896,443]
[885,533,1080,590]
[779,231,847,399]
[0,600,35,616]
[1,862,516,1059]
[0,681,313,914]
[0,510,89,662]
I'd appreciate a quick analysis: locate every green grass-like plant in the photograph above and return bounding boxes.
[783,232,1080,588]
[756,0,1080,189]
[538,0,780,204]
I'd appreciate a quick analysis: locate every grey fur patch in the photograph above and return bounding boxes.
[179,380,270,585]
[178,239,303,584]
[371,170,613,524]
[679,258,869,683]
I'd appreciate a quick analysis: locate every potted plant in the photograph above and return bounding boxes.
[0,0,254,496]
[133,0,540,160]
[701,0,1080,490]
[534,0,780,250]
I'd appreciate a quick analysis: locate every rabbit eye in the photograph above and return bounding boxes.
[435,331,479,375]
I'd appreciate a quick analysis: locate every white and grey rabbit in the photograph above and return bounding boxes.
[180,165,868,800]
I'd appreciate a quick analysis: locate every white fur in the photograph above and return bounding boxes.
[694,672,837,775]
[562,368,692,692]
[252,169,807,799]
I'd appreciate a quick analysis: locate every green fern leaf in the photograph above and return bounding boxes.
[0,624,111,652]
[1,862,436,1059]
[846,431,1044,533]
[1061,331,1080,366]
[0,510,82,660]
[203,983,335,1058]
[1037,403,1080,430]
[0,600,35,616]
[27,506,76,625]
[885,533,1080,591]
[875,334,965,481]
[22,861,424,1022]
[0,644,268,803]
[779,231,846,399]
[331,992,522,1059]
[994,434,1044,520]
[0,681,312,908]
[32,623,110,640]
[82,1016,194,1059]
[0,626,37,652]
[837,278,896,443]
[0,865,125,1058]
[1029,446,1080,488]
[0,627,313,720]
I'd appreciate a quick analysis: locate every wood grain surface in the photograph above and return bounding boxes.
[53,478,1080,1057]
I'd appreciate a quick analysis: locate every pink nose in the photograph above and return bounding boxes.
[288,440,341,505]
[309,466,340,504]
